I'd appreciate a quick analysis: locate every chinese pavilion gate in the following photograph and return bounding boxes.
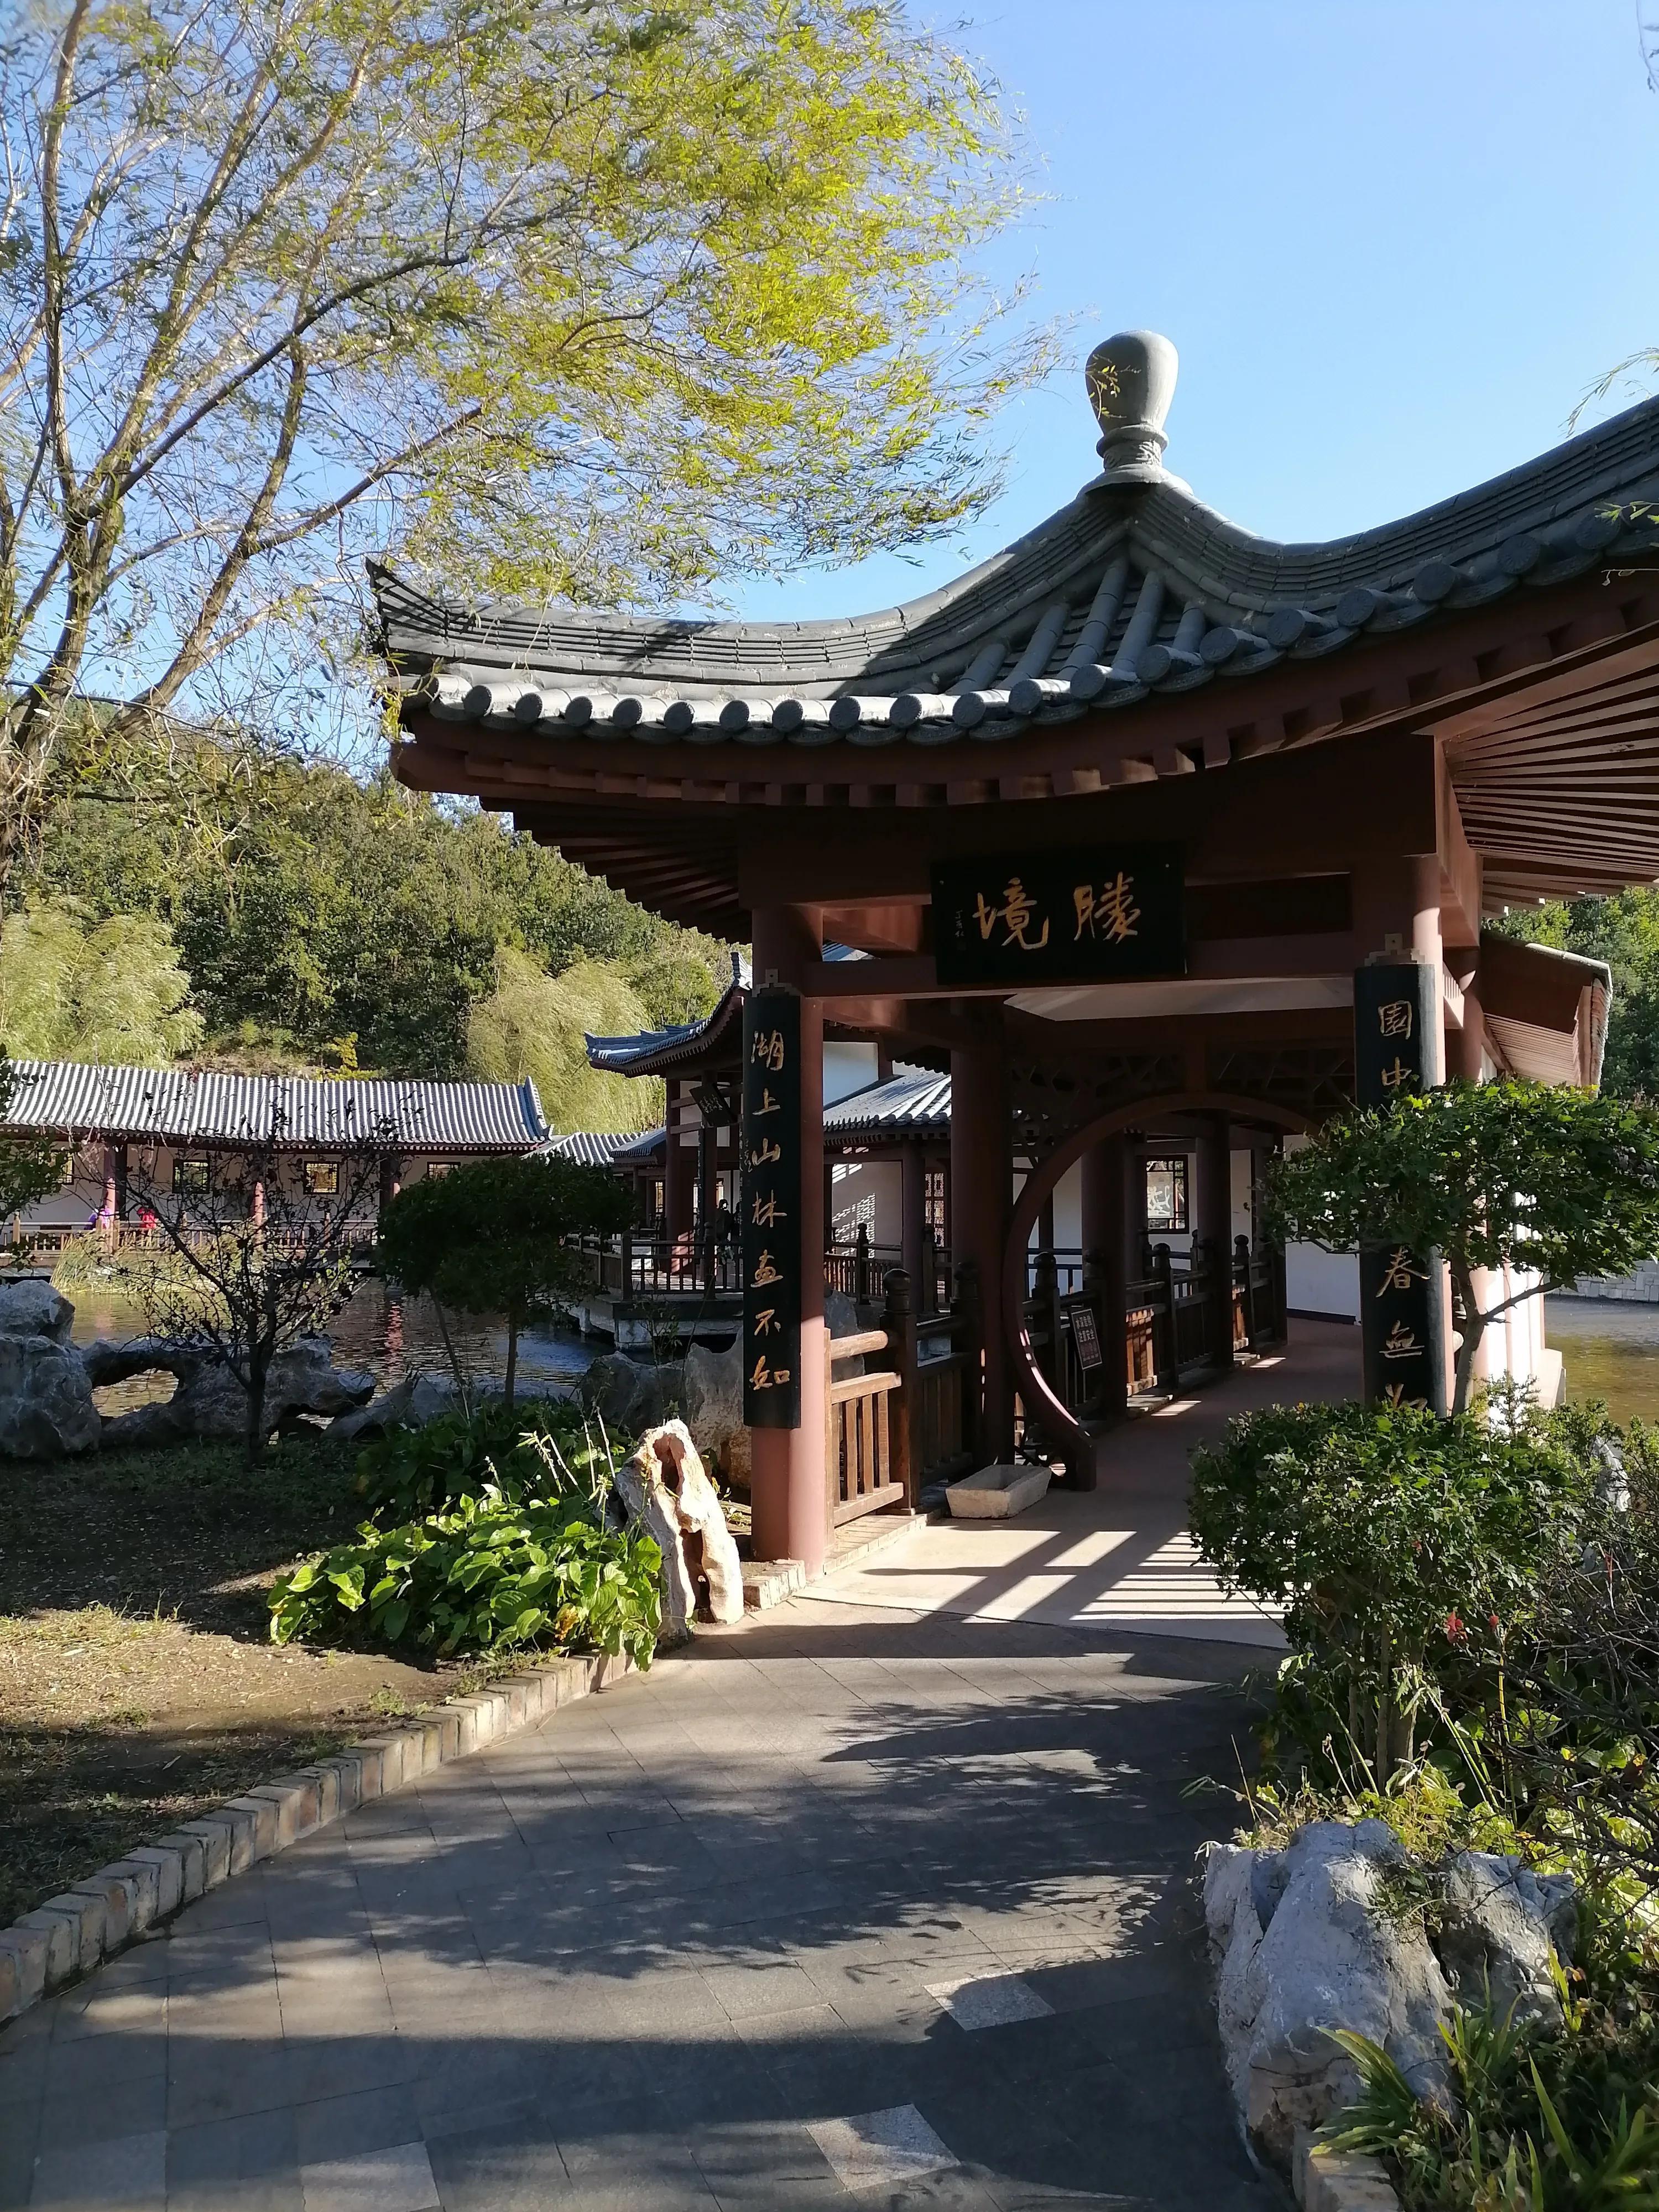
[378,327,1656,1578]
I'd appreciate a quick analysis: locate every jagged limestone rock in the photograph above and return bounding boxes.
[684,1339,748,1485]
[1205,1820,1452,2167]
[326,1372,519,1442]
[657,1420,745,1624]
[0,1326,101,1458]
[615,1426,697,1641]
[1437,1853,1573,2030]
[578,1352,684,1438]
[98,1338,374,1448]
[1203,1845,1269,2121]
[617,1420,744,1634]
[0,1282,75,1345]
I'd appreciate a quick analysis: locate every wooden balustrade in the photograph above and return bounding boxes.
[1024,1237,1288,1425]
[4,1219,379,1260]
[822,1263,982,1532]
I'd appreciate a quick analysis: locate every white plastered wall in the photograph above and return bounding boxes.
[1281,1133,1361,1320]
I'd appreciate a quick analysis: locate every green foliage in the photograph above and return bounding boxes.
[379,1155,633,1405]
[1190,1400,1597,1783]
[25,734,727,1083]
[0,0,1049,894]
[1324,1981,1659,2211]
[1267,1082,1659,1408]
[0,900,202,1063]
[466,950,662,1135]
[355,1397,619,1522]
[268,1489,661,1668]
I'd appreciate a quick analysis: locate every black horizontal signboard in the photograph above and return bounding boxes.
[931,845,1185,987]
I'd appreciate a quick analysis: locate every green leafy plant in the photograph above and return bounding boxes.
[269,1490,661,1667]
[1266,1082,1659,1413]
[1323,1976,1659,2210]
[354,1397,620,1522]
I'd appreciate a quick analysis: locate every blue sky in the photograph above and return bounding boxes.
[726,0,1659,623]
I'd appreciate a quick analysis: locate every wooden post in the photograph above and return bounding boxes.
[855,1221,871,1305]
[1235,1234,1255,1349]
[884,1268,918,1509]
[1446,948,1484,1081]
[950,1010,1013,1458]
[1151,1244,1175,1390]
[920,1228,938,1318]
[955,1258,984,1464]
[1197,1114,1235,1372]
[1032,1247,1061,1400]
[1082,1134,1128,1432]
[664,1083,692,1240]
[749,904,827,1576]
[900,1143,926,1314]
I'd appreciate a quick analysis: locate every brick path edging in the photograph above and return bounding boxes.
[0,1645,637,2027]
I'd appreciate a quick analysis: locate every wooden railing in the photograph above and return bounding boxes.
[824,1226,904,1303]
[565,1230,742,1299]
[823,1263,982,1530]
[1026,1236,1287,1425]
[5,1219,379,1260]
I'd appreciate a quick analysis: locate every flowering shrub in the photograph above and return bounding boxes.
[1190,1400,1597,1783]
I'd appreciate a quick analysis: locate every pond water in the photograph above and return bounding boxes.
[1547,1296,1659,1425]
[66,1276,598,1414]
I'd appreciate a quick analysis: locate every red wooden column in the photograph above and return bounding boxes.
[1352,855,1446,1077]
[1081,1131,1128,1432]
[1196,1114,1235,1370]
[951,1009,1014,1460]
[664,1082,692,1239]
[1446,948,1484,1082]
[749,905,827,1575]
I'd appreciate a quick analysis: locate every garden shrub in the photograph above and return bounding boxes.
[354,1396,620,1521]
[1328,1954,1659,2210]
[268,1488,661,1666]
[1190,1400,1598,1785]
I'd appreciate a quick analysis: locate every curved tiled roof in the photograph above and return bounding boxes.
[586,969,746,1076]
[823,1067,952,1136]
[2,1062,547,1150]
[374,345,1659,752]
[539,1129,659,1169]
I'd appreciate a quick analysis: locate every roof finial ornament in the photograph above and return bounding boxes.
[1084,330,1178,489]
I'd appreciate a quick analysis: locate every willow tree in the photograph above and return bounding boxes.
[0,0,1047,896]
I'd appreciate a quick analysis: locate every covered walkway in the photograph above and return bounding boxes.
[811,1318,1359,1646]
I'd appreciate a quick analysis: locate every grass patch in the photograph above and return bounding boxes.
[0,1434,485,1922]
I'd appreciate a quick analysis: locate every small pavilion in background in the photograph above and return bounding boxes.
[378,327,1656,1578]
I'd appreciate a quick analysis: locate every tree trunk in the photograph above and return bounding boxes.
[431,1299,471,1417]
[1451,1260,1483,1416]
[244,1351,268,1466]
[503,1312,519,1411]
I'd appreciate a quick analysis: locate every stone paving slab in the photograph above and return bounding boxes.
[0,1600,1291,2210]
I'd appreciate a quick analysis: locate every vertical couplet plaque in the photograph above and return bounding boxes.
[1354,962,1447,1415]
[742,985,802,1428]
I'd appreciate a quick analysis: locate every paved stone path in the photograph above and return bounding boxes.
[0,1600,1289,2210]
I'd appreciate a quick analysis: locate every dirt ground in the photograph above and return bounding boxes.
[0,1433,488,1924]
